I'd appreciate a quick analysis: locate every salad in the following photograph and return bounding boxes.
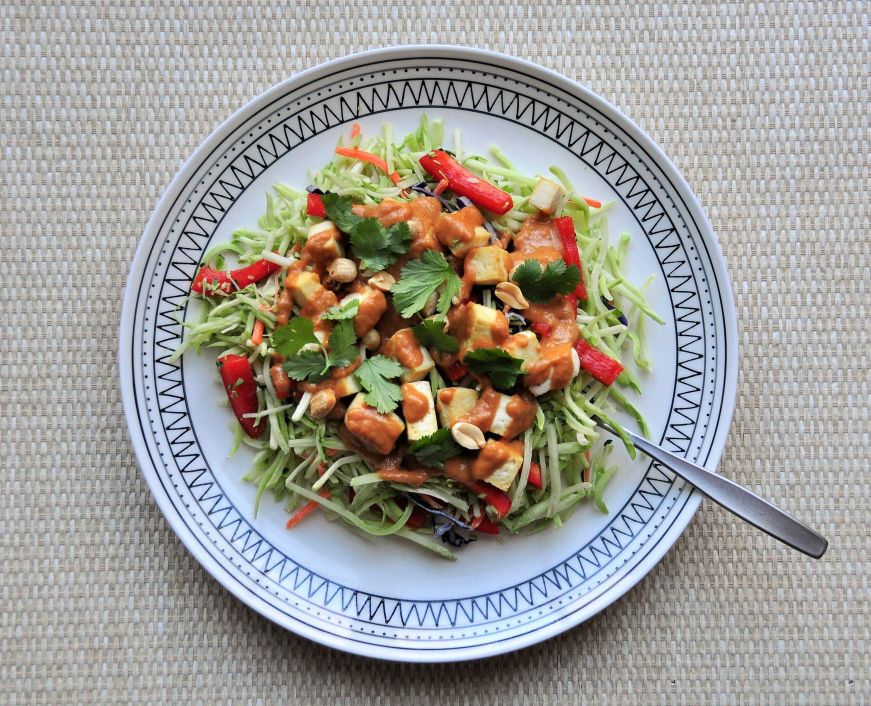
[174,117,661,559]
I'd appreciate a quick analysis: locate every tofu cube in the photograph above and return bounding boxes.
[304,221,344,260]
[384,328,434,383]
[463,303,508,349]
[344,393,405,455]
[435,206,489,257]
[485,391,518,437]
[436,387,478,428]
[446,225,490,258]
[504,331,541,372]
[332,374,362,398]
[339,286,388,337]
[529,177,565,215]
[527,347,581,396]
[481,441,525,491]
[285,270,324,308]
[401,381,438,441]
[465,246,511,286]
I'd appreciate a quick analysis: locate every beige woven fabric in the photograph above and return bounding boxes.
[2,1,869,703]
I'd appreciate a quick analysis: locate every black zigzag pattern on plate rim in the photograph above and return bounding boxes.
[137,70,718,634]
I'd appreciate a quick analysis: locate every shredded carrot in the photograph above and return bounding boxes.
[334,146,401,185]
[250,319,265,346]
[350,122,361,139]
[583,197,602,209]
[433,177,450,196]
[285,490,331,529]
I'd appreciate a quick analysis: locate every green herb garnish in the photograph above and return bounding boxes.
[511,259,581,303]
[392,251,461,318]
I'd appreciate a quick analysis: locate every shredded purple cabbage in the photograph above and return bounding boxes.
[410,182,457,212]
[405,493,476,547]
[603,297,629,326]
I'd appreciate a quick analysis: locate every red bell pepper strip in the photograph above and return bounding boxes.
[217,354,264,438]
[192,258,281,295]
[471,514,501,535]
[573,340,624,386]
[405,505,428,530]
[531,323,552,338]
[306,192,327,217]
[527,462,543,490]
[445,361,469,383]
[472,481,512,519]
[554,216,587,302]
[433,177,450,196]
[419,150,514,215]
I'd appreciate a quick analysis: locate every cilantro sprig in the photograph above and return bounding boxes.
[322,194,410,272]
[282,319,358,383]
[271,317,319,357]
[511,259,581,303]
[411,318,459,354]
[354,355,405,413]
[408,428,461,470]
[392,251,461,318]
[463,348,524,391]
[321,298,360,321]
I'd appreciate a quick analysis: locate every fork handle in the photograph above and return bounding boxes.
[620,429,828,558]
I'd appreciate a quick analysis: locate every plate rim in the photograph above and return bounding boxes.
[119,44,739,662]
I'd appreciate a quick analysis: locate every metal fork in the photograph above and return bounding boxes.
[599,424,829,558]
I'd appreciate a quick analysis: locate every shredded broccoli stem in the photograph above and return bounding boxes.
[174,115,662,558]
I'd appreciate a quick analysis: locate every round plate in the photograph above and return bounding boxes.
[120,46,737,662]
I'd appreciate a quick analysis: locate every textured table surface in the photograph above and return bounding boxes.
[2,2,869,704]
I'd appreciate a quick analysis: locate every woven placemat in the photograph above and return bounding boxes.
[2,1,868,703]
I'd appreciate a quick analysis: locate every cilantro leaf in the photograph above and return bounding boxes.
[392,251,462,318]
[281,320,358,383]
[322,193,410,272]
[349,219,412,272]
[408,428,461,470]
[321,193,361,233]
[271,317,319,357]
[511,259,581,303]
[412,318,460,354]
[325,320,358,369]
[321,298,360,321]
[354,354,405,413]
[464,348,524,391]
[284,349,330,382]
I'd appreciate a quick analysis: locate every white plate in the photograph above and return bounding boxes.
[120,46,737,662]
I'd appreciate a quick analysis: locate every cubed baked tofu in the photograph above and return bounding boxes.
[527,346,581,396]
[485,391,520,437]
[339,286,388,337]
[465,246,511,286]
[477,440,524,491]
[285,271,323,307]
[344,393,405,455]
[456,303,509,351]
[401,381,438,441]
[304,221,344,261]
[504,331,541,372]
[528,177,565,215]
[436,387,478,428]
[384,328,435,383]
[332,374,362,398]
[434,206,488,257]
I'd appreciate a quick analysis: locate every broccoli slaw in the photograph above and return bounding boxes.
[173,116,661,560]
